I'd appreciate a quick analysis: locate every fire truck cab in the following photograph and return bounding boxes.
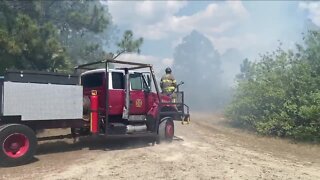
[77,60,190,137]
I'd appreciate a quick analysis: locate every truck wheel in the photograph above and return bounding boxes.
[157,117,174,144]
[0,124,37,166]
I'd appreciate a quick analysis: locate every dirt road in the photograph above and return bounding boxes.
[1,113,320,180]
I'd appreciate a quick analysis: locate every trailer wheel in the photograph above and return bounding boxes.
[0,124,37,166]
[157,117,174,144]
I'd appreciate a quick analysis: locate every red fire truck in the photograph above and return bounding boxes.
[0,59,190,166]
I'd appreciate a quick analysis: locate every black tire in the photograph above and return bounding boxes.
[157,117,174,144]
[0,124,37,167]
[0,124,10,131]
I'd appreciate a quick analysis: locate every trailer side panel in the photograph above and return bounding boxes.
[3,82,83,121]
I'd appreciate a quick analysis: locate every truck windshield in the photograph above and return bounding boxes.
[81,73,103,88]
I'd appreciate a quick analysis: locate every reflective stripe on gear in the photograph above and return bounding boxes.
[162,79,174,83]
[165,86,175,91]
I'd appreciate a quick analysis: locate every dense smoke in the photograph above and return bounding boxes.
[172,30,233,112]
[170,27,309,112]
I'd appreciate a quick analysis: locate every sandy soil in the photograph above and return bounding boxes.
[1,113,320,180]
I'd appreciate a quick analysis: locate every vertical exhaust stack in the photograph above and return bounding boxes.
[0,76,3,116]
[122,68,130,120]
[90,90,99,134]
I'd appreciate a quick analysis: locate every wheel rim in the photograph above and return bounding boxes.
[3,133,30,158]
[166,122,174,138]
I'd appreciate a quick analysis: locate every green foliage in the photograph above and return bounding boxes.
[117,30,144,54]
[32,0,111,65]
[0,1,143,73]
[226,30,320,142]
[0,10,70,73]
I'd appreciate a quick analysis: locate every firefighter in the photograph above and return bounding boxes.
[160,67,177,102]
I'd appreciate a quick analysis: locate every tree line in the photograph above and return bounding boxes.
[226,30,320,142]
[0,0,142,74]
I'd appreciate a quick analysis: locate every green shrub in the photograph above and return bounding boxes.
[225,30,320,142]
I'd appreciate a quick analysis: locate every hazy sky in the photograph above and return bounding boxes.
[106,1,319,74]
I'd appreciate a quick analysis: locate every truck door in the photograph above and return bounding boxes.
[109,72,125,115]
[129,73,147,115]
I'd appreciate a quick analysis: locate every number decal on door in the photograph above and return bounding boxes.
[135,99,143,108]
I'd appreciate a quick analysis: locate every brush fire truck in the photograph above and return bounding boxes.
[0,58,190,166]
